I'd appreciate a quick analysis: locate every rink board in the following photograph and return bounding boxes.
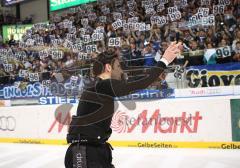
[0,93,240,149]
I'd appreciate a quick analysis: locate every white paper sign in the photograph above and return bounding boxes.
[201,15,215,26]
[3,64,13,72]
[78,52,91,60]
[128,17,139,23]
[145,24,151,31]
[39,50,48,60]
[159,0,168,4]
[29,73,39,82]
[14,81,21,88]
[218,0,230,5]
[68,27,76,34]
[79,28,86,35]
[198,8,209,17]
[113,12,123,20]
[145,8,156,15]
[157,5,165,12]
[213,5,225,14]
[168,6,178,14]
[82,35,91,44]
[139,23,146,31]
[99,16,107,23]
[108,37,121,47]
[15,51,27,61]
[42,80,51,87]
[112,20,123,30]
[19,42,27,48]
[151,16,168,26]
[92,33,104,42]
[81,18,89,26]
[86,45,97,53]
[168,11,182,21]
[63,40,73,49]
[180,0,188,7]
[63,20,73,29]
[216,46,231,58]
[88,13,97,21]
[26,39,35,46]
[201,0,211,6]
[51,39,62,46]
[95,26,105,34]
[19,70,28,78]
[51,50,63,60]
[70,76,78,88]
[66,33,76,41]
[48,24,56,30]
[72,43,83,53]
[35,37,44,46]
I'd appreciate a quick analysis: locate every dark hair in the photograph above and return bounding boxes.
[92,49,118,77]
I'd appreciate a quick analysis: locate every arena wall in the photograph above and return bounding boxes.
[0,86,240,149]
[20,0,48,23]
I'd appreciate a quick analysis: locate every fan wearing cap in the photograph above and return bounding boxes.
[65,42,182,168]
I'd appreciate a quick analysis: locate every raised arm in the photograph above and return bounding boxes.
[110,42,182,97]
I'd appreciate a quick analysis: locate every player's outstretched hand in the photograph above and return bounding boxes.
[162,41,182,64]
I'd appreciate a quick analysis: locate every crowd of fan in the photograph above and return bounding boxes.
[0,0,240,87]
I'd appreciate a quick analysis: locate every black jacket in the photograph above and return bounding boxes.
[67,61,167,142]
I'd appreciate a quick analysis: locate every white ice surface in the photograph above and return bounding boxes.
[0,143,240,168]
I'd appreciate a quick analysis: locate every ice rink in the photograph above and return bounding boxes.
[0,143,240,168]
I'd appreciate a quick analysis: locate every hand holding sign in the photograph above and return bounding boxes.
[162,42,182,64]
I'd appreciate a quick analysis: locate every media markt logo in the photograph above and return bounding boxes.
[111,110,202,134]
[231,99,240,141]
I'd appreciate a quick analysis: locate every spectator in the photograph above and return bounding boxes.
[184,40,204,66]
[234,41,240,54]
[8,34,16,47]
[65,54,74,68]
[233,41,240,62]
[232,30,240,51]
[142,41,155,66]
[0,0,239,88]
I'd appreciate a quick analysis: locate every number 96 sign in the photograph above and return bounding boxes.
[108,38,121,47]
[216,46,231,58]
